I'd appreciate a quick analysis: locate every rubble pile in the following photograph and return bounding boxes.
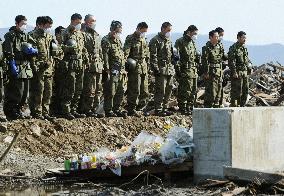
[195,62,284,107]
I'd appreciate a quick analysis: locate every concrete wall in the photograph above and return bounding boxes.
[193,107,284,180]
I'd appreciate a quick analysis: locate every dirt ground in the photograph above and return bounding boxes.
[0,105,279,195]
[0,114,191,178]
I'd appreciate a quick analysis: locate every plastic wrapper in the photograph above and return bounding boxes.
[166,126,194,148]
[159,126,194,164]
[159,140,188,164]
[130,131,164,164]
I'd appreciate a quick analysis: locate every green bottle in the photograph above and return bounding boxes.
[64,159,71,171]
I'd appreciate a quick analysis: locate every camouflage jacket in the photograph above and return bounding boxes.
[29,28,54,76]
[149,33,175,76]
[0,39,4,79]
[228,42,251,75]
[2,28,36,79]
[123,32,149,74]
[101,33,125,72]
[175,34,200,78]
[202,41,227,77]
[61,25,88,65]
[81,24,104,73]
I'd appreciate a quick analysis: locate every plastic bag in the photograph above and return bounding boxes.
[131,131,163,148]
[159,140,187,164]
[159,126,194,164]
[130,131,164,164]
[166,126,194,148]
[109,159,122,176]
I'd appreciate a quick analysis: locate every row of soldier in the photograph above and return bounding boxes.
[0,13,251,121]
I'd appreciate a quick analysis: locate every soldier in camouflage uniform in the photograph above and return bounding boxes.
[80,14,104,117]
[2,15,37,120]
[29,16,56,120]
[228,31,252,107]
[175,25,200,114]
[149,22,175,116]
[215,27,228,106]
[29,16,45,35]
[50,26,65,116]
[124,22,149,117]
[60,13,88,120]
[101,21,126,117]
[0,39,8,122]
[202,30,227,108]
[0,39,4,106]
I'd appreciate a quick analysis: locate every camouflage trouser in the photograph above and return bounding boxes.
[0,67,3,103]
[29,72,53,116]
[60,59,84,114]
[177,76,197,111]
[127,72,149,111]
[0,78,3,103]
[80,71,102,113]
[204,75,222,108]
[230,75,249,107]
[3,77,29,119]
[103,74,126,113]
[154,74,174,111]
[50,60,65,115]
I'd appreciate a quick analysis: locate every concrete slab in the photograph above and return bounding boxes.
[193,107,284,181]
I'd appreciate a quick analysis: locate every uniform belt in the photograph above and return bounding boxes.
[15,60,28,65]
[236,64,247,71]
[209,63,222,68]
[136,58,146,64]
[181,62,196,68]
[65,54,81,60]
[159,59,171,66]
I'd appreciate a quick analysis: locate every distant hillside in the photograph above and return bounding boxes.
[0,27,9,39]
[0,25,34,39]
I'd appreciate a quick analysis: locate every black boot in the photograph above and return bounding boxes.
[44,114,56,121]
[72,112,86,118]
[114,110,127,117]
[105,111,117,117]
[63,113,75,120]
[128,110,141,117]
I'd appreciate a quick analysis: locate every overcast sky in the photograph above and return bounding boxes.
[0,0,283,45]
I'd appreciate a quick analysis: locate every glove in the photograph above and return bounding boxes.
[102,70,110,82]
[9,60,19,77]
[111,63,121,76]
[175,70,181,78]
[153,68,160,77]
[23,47,38,55]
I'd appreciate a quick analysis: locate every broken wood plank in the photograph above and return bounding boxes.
[46,161,193,180]
[273,94,284,106]
[224,166,284,184]
[268,63,284,71]
[199,179,230,188]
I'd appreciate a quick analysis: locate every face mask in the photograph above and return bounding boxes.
[165,32,171,38]
[115,32,122,38]
[44,28,52,34]
[74,23,81,31]
[19,24,27,32]
[90,22,96,30]
[140,32,146,38]
[219,36,223,41]
[192,34,197,41]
